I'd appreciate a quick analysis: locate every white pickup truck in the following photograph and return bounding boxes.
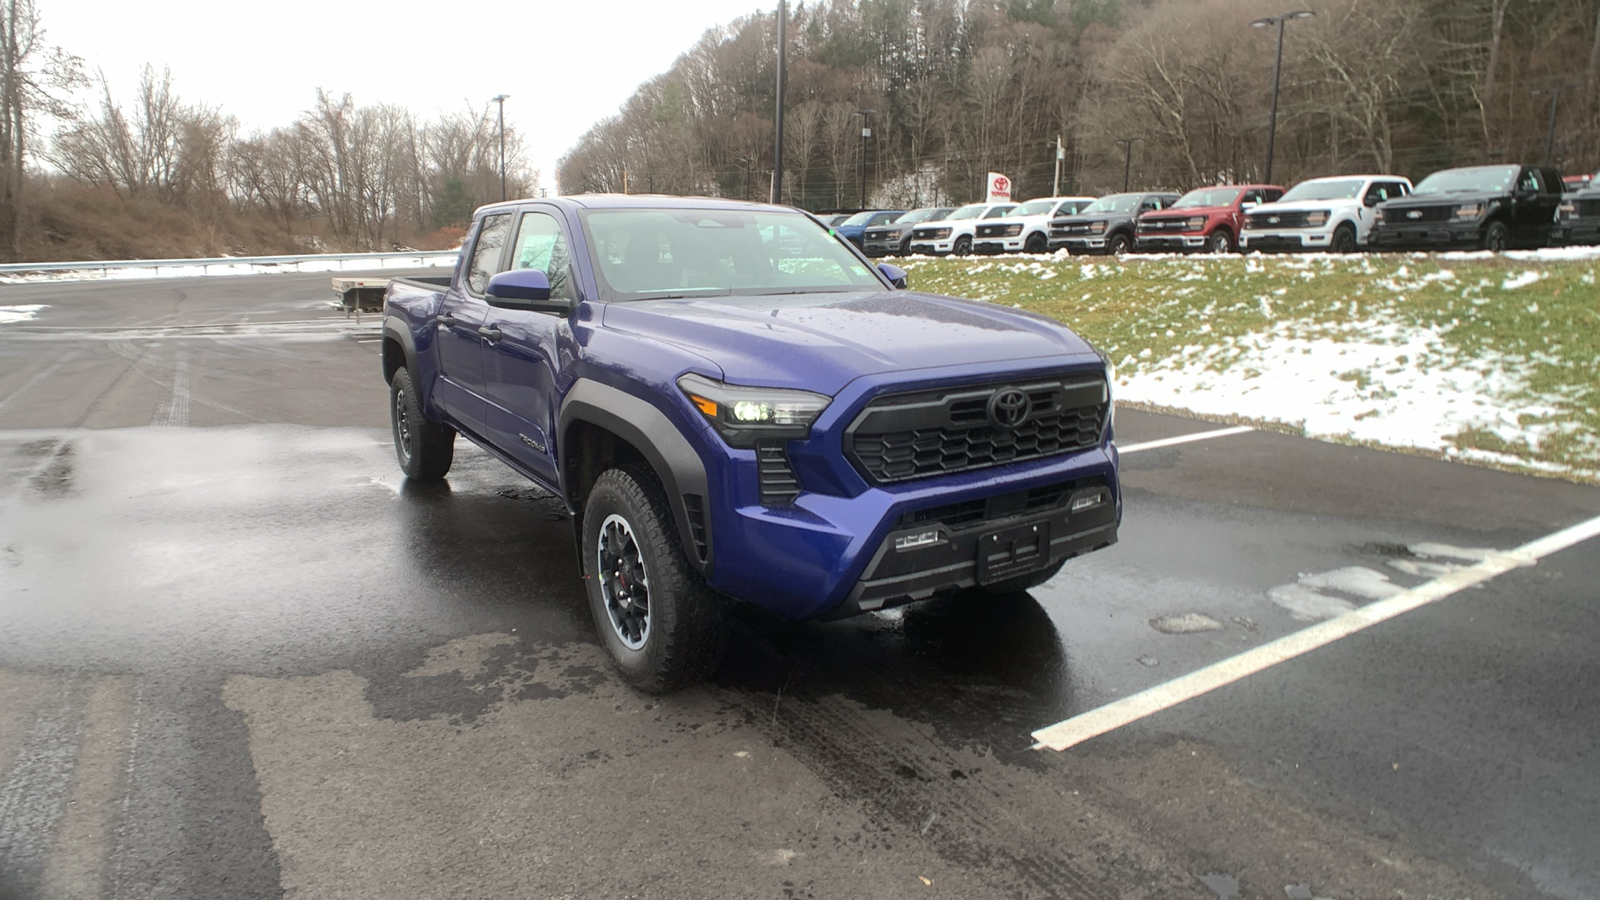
[973,196,1097,254]
[907,202,1019,256]
[1240,175,1412,253]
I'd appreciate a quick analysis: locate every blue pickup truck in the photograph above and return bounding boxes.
[381,195,1120,691]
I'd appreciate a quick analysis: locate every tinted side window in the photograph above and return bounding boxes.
[511,210,576,301]
[1140,198,1161,212]
[467,213,514,295]
[1517,169,1541,193]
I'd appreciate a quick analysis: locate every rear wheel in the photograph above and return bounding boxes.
[389,366,454,481]
[584,467,725,693]
[1482,220,1510,252]
[1331,223,1358,253]
[1207,229,1235,254]
[1024,232,1048,254]
[953,236,973,256]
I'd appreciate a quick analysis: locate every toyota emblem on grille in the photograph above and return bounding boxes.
[1267,216,1280,224]
[987,388,1031,429]
[1406,209,1423,219]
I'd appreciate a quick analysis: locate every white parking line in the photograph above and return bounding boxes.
[1117,425,1254,455]
[1031,511,1600,751]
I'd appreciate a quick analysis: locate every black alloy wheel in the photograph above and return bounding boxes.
[1332,223,1358,253]
[1483,220,1510,253]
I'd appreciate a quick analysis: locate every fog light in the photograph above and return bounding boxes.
[1070,494,1104,512]
[894,530,945,551]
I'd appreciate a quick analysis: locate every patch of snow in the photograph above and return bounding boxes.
[1298,566,1403,600]
[1501,271,1545,290]
[0,304,46,324]
[1267,583,1356,620]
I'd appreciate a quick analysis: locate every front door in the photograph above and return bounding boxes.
[432,212,513,435]
[481,209,577,487]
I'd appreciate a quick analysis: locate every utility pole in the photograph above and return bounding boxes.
[492,94,510,201]
[1049,136,1065,196]
[1115,137,1141,192]
[1531,86,1563,164]
[853,109,875,209]
[1249,11,1311,186]
[771,0,786,204]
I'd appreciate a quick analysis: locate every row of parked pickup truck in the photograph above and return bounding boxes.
[840,163,1600,257]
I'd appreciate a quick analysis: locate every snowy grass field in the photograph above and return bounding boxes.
[902,249,1600,482]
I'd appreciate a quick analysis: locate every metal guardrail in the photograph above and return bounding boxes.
[0,250,458,280]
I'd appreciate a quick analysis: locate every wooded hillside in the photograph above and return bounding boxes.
[556,0,1600,208]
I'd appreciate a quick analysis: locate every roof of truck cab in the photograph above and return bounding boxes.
[475,194,794,216]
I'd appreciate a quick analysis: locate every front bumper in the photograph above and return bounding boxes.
[974,238,1026,254]
[702,443,1120,621]
[908,239,956,255]
[861,240,899,257]
[1368,222,1482,249]
[1557,222,1600,246]
[1241,231,1333,252]
[1056,237,1106,253]
[1136,234,1206,251]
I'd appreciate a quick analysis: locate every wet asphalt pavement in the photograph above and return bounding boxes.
[0,272,1596,899]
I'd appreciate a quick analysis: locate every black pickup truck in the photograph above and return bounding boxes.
[1369,164,1564,252]
[1557,171,1600,246]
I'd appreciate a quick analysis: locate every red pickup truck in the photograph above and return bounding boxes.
[1135,184,1284,253]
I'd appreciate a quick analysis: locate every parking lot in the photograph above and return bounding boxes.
[1,270,1597,899]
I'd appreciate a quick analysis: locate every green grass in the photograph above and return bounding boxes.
[898,251,1600,478]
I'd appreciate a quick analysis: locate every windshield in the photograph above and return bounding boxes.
[1281,179,1366,202]
[1173,187,1243,209]
[1080,194,1141,215]
[894,207,950,224]
[1413,165,1518,195]
[946,204,986,220]
[840,211,875,227]
[582,209,884,300]
[1016,199,1056,215]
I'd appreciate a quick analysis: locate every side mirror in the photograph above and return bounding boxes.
[486,269,569,314]
[878,263,908,290]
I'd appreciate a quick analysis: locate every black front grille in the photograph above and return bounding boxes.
[1577,199,1600,217]
[1052,220,1097,237]
[1385,205,1453,223]
[863,229,891,241]
[975,224,1007,238]
[756,440,801,505]
[911,227,942,240]
[845,378,1108,484]
[1247,211,1311,229]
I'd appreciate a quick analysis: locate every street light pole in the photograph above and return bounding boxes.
[1049,136,1065,196]
[1115,137,1141,192]
[853,110,875,210]
[492,94,510,201]
[1249,11,1311,186]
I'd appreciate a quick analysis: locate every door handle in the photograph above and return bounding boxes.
[478,325,503,342]
[435,313,456,328]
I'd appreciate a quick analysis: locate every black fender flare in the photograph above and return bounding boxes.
[381,315,418,385]
[559,379,711,576]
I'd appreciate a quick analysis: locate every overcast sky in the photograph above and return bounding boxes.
[47,0,774,193]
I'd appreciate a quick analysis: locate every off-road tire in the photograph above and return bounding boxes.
[1107,232,1132,256]
[1024,232,1048,254]
[390,366,454,481]
[1207,229,1235,254]
[1482,220,1510,253]
[1331,223,1358,253]
[953,236,973,256]
[974,559,1067,596]
[584,466,726,693]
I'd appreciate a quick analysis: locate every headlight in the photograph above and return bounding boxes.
[1002,224,1023,237]
[1306,210,1329,227]
[1558,201,1575,219]
[885,229,902,240]
[678,374,831,447]
[1453,203,1485,221]
[1090,221,1106,234]
[1187,216,1207,230]
[1374,209,1386,224]
[930,227,951,239]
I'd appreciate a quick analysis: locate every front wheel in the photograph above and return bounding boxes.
[1206,229,1235,254]
[1482,220,1509,253]
[390,366,455,481]
[953,236,973,256]
[1331,223,1358,254]
[1024,232,1048,254]
[1107,233,1132,256]
[584,467,726,693]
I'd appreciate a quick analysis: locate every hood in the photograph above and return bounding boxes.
[1248,198,1362,214]
[1054,214,1123,227]
[600,291,1097,395]
[1382,190,1506,207]
[1144,204,1233,220]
